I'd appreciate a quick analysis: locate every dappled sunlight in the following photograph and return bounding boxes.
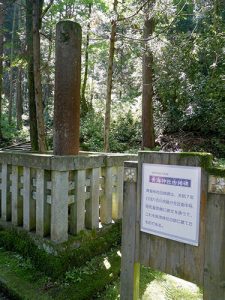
[142,274,202,300]
[103,257,111,270]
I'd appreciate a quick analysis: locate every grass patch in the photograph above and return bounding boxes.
[0,221,121,279]
[50,249,121,300]
[0,248,50,299]
[96,266,203,300]
[0,247,121,300]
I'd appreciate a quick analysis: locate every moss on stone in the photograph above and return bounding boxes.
[0,249,51,299]
[178,152,213,169]
[207,167,225,177]
[0,247,121,300]
[0,221,121,279]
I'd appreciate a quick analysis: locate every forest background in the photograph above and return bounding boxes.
[0,0,224,156]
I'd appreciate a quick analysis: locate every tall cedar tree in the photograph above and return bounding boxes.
[104,0,118,152]
[81,2,92,117]
[142,2,155,149]
[33,0,47,152]
[26,0,39,150]
[0,2,4,139]
[8,2,17,124]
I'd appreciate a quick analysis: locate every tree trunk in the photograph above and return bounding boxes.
[33,0,47,152]
[0,2,4,139]
[103,0,118,152]
[26,0,38,151]
[81,3,92,117]
[8,2,17,124]
[44,25,53,108]
[142,9,155,149]
[16,67,23,130]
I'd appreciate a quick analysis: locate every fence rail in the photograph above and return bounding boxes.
[0,151,137,242]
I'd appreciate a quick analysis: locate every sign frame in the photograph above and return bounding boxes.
[140,163,201,246]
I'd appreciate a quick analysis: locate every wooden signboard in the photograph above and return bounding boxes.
[120,152,225,300]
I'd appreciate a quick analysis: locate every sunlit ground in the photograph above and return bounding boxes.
[98,265,203,300]
[142,274,202,300]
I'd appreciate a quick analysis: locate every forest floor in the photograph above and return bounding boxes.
[0,246,203,300]
[1,131,225,159]
[98,267,203,300]
[156,132,225,158]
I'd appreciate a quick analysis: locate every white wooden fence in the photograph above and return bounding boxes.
[0,151,136,242]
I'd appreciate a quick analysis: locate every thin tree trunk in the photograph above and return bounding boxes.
[43,25,53,108]
[81,3,92,117]
[104,0,118,152]
[142,8,155,149]
[16,67,23,129]
[26,0,38,151]
[0,2,4,139]
[16,1,23,130]
[33,0,47,152]
[8,3,17,124]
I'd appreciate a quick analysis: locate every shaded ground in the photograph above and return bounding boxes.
[1,131,225,158]
[0,292,9,300]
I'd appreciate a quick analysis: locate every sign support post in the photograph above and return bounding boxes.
[120,161,140,300]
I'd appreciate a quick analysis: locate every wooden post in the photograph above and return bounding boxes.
[204,193,225,299]
[120,161,140,300]
[51,171,69,242]
[53,21,82,155]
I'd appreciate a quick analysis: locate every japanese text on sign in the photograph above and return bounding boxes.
[141,164,201,246]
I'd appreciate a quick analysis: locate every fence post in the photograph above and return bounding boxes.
[112,166,124,220]
[70,169,86,234]
[23,167,36,230]
[36,168,50,237]
[204,191,225,299]
[100,166,113,224]
[11,165,23,225]
[85,167,100,229]
[120,161,140,300]
[1,164,11,221]
[51,170,69,242]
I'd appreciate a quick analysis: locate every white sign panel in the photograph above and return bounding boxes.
[141,164,201,246]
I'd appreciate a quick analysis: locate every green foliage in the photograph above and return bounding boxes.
[0,249,50,300]
[154,4,225,139]
[178,152,213,169]
[80,111,104,151]
[0,113,29,147]
[1,115,19,140]
[2,0,225,158]
[80,110,141,152]
[110,110,141,152]
[0,228,62,278]
[52,250,121,300]
[0,246,121,300]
